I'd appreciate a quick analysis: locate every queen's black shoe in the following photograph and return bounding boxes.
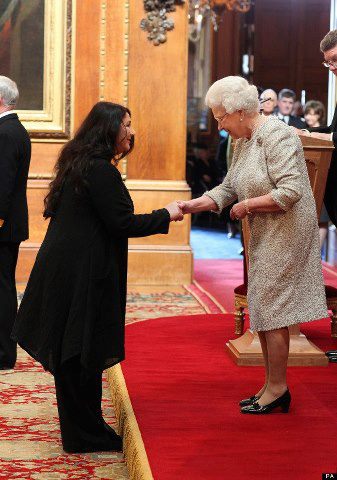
[241,389,291,414]
[239,395,260,407]
[325,350,337,362]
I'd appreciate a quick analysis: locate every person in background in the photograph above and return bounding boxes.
[215,129,229,178]
[0,76,31,371]
[188,143,222,227]
[260,89,277,116]
[186,136,196,191]
[297,30,337,361]
[192,143,222,194]
[298,31,337,231]
[277,88,306,128]
[215,130,239,238]
[303,100,329,249]
[292,101,304,119]
[304,100,326,128]
[12,102,183,453]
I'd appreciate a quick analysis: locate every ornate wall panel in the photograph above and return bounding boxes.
[126,1,188,181]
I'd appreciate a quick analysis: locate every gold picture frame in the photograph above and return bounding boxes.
[13,0,73,140]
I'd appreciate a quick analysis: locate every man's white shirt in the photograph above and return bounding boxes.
[0,110,15,120]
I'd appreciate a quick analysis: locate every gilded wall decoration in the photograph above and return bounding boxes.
[140,0,185,46]
[0,0,73,139]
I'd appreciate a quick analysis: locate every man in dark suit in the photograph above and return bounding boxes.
[277,88,306,129]
[0,76,31,370]
[297,30,337,361]
[297,30,337,229]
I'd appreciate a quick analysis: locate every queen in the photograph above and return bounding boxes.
[179,76,328,414]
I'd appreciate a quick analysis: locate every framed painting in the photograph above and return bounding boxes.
[0,0,73,139]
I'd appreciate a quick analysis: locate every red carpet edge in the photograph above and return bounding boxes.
[183,281,226,314]
[107,364,154,480]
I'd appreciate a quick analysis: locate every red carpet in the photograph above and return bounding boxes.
[194,259,244,312]
[122,314,337,480]
[194,259,337,313]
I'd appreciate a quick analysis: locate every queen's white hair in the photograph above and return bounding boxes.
[0,76,19,107]
[205,76,259,115]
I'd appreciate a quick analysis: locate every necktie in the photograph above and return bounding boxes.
[278,114,289,124]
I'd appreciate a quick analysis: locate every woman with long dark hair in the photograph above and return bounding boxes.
[12,102,183,453]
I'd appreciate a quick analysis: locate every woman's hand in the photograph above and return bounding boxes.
[293,127,310,136]
[294,128,332,142]
[165,201,184,222]
[230,201,247,220]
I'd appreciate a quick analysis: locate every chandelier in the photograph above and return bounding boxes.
[189,0,252,42]
[140,0,252,46]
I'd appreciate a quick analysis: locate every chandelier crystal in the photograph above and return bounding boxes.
[188,0,252,42]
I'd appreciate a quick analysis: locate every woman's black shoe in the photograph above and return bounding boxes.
[103,421,123,442]
[63,436,123,454]
[239,395,260,407]
[63,424,123,454]
[241,389,291,414]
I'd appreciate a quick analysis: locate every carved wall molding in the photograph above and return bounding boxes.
[140,0,185,46]
[121,1,130,178]
[100,1,129,105]
[99,1,107,100]
[100,1,129,178]
[123,1,130,106]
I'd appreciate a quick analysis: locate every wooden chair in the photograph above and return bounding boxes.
[233,135,337,339]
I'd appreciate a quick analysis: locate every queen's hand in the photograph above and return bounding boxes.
[230,201,247,220]
[176,200,194,214]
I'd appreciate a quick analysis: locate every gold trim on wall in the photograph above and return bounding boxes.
[100,1,129,178]
[123,1,130,107]
[120,1,130,179]
[125,179,190,191]
[99,1,107,101]
[17,0,73,139]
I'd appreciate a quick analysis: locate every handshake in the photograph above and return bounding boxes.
[164,201,192,222]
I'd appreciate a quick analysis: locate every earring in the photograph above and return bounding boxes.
[240,117,243,122]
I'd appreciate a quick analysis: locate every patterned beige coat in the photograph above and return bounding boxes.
[205,117,328,331]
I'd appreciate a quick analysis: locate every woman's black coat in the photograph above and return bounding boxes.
[12,159,170,374]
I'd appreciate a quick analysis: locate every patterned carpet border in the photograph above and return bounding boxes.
[126,290,207,324]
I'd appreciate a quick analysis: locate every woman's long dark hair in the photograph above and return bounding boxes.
[44,101,132,218]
